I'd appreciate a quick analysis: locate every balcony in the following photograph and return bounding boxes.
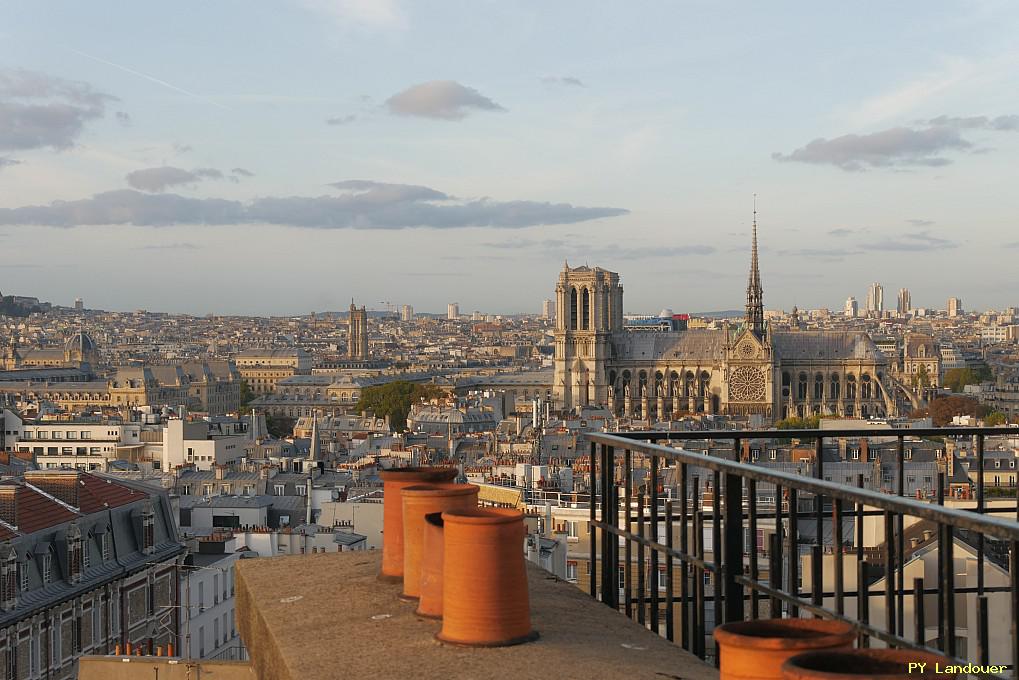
[585,426,1019,676]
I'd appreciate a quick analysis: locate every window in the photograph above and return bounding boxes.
[101,533,111,561]
[769,450,777,460]
[214,619,220,648]
[296,485,306,496]
[244,485,254,496]
[67,431,77,440]
[214,575,220,604]
[203,484,214,496]
[222,613,228,644]
[565,562,577,582]
[274,484,286,495]
[198,581,205,609]
[199,626,205,657]
[42,553,52,584]
[566,520,578,539]
[19,562,28,592]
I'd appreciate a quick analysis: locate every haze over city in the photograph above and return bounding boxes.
[2,1,1019,316]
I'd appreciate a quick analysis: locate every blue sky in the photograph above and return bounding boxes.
[1,1,1018,315]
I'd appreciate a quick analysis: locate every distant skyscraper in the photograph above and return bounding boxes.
[844,296,858,318]
[74,297,84,311]
[866,283,884,314]
[947,297,963,318]
[447,303,459,320]
[348,300,368,359]
[400,304,414,322]
[897,288,911,314]
[542,299,555,320]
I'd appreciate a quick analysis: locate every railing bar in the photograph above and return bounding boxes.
[589,440,597,601]
[913,577,924,646]
[665,499,674,643]
[936,472,945,652]
[694,494,705,660]
[814,435,824,609]
[774,482,783,618]
[624,448,632,619]
[944,522,956,658]
[788,487,799,618]
[977,595,989,667]
[650,456,660,635]
[768,532,781,618]
[1011,541,1018,680]
[977,433,985,599]
[833,498,844,615]
[896,435,905,638]
[858,559,869,648]
[712,468,722,651]
[679,462,689,651]
[884,511,895,638]
[587,433,1019,541]
[748,478,760,621]
[637,492,645,626]
[811,544,822,611]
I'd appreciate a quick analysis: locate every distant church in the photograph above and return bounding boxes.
[552,217,897,422]
[3,329,98,371]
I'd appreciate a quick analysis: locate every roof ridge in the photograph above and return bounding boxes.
[23,482,82,515]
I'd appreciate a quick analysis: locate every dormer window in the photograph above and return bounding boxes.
[142,504,155,554]
[101,532,111,561]
[19,559,28,592]
[68,525,83,583]
[42,553,52,584]
[1,546,17,609]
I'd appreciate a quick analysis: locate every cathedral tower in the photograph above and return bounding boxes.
[348,300,368,360]
[552,264,623,411]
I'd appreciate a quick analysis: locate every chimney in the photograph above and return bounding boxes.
[860,438,869,463]
[214,465,225,480]
[24,470,80,508]
[0,484,18,527]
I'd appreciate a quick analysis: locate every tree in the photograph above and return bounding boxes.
[266,415,296,439]
[239,380,255,413]
[943,366,993,393]
[776,415,821,430]
[355,381,447,431]
[984,411,1008,426]
[913,395,989,426]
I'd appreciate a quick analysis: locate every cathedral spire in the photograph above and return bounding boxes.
[745,195,765,338]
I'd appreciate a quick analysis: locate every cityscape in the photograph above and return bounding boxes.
[2,2,1019,680]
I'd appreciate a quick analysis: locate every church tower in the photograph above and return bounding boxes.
[744,203,765,339]
[2,331,20,370]
[348,300,368,360]
[552,263,623,411]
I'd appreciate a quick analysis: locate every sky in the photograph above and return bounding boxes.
[1,1,1018,316]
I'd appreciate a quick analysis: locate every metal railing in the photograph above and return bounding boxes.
[585,427,1019,677]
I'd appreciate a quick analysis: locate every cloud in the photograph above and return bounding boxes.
[0,68,115,151]
[0,180,628,230]
[926,114,1019,131]
[115,111,131,126]
[0,157,20,169]
[326,114,357,126]
[138,242,199,251]
[1004,241,1019,249]
[385,81,505,120]
[775,247,862,260]
[861,231,956,252]
[827,228,854,237]
[906,218,934,227]
[772,126,971,171]
[172,143,193,154]
[298,0,407,31]
[124,166,242,191]
[540,76,585,87]
[126,166,205,192]
[481,239,713,260]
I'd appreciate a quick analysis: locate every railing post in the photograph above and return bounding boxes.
[589,440,597,600]
[601,444,616,609]
[723,471,744,624]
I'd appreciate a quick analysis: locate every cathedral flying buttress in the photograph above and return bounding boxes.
[552,218,898,423]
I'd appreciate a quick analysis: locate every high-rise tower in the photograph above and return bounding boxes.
[744,203,765,338]
[348,300,368,359]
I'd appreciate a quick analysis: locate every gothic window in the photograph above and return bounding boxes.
[728,366,766,402]
[846,375,857,400]
[830,373,841,399]
[861,374,872,399]
[797,373,808,400]
[814,373,824,400]
[581,288,590,330]
[781,372,791,399]
[569,288,578,330]
[638,371,648,393]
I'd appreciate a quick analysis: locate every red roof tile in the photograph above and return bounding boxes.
[77,473,144,512]
[0,483,79,534]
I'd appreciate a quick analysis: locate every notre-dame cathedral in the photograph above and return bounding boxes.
[552,220,898,422]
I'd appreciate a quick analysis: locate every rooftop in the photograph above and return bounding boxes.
[234,550,717,680]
